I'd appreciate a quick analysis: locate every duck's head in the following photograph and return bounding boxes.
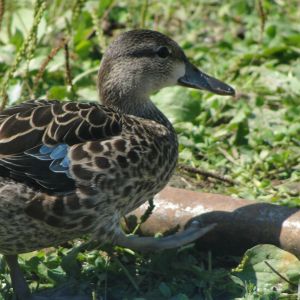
[98,30,235,115]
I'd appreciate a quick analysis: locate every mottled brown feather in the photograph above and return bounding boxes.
[0,100,122,156]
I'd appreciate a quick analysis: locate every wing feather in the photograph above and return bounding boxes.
[0,100,123,193]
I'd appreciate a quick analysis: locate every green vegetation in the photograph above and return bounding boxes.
[0,0,300,299]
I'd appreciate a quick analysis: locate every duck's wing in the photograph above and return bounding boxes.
[0,100,122,193]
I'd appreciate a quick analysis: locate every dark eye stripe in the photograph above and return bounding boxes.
[128,49,156,58]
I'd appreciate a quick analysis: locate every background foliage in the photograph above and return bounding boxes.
[0,0,300,299]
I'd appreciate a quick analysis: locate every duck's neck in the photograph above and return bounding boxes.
[132,100,174,128]
[98,61,173,130]
[99,87,173,130]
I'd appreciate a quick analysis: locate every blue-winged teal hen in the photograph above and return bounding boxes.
[0,29,235,299]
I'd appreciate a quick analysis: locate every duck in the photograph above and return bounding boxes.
[0,29,235,300]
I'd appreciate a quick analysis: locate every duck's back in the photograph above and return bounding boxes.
[0,100,178,254]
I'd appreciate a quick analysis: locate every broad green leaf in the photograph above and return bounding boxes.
[47,86,69,100]
[10,29,24,49]
[47,266,66,283]
[152,87,202,123]
[232,244,300,294]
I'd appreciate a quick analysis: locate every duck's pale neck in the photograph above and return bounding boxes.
[98,77,173,130]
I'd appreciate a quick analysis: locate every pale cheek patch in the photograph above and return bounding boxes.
[164,62,185,86]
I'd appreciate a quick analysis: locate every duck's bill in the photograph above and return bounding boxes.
[178,61,235,96]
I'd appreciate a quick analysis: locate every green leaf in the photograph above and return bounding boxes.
[98,0,114,17]
[159,282,172,298]
[61,247,82,278]
[266,25,277,39]
[235,119,249,146]
[152,87,201,123]
[171,293,189,300]
[232,244,300,294]
[10,29,24,49]
[47,86,69,100]
[75,40,93,59]
[284,34,300,47]
[47,266,66,283]
[262,45,288,57]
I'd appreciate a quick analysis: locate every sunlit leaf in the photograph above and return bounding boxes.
[232,244,300,293]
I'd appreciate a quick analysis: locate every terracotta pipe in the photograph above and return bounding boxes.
[127,186,300,256]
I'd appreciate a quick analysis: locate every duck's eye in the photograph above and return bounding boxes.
[156,46,170,58]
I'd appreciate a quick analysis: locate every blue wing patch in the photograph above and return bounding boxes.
[25,144,71,178]
[0,143,76,193]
